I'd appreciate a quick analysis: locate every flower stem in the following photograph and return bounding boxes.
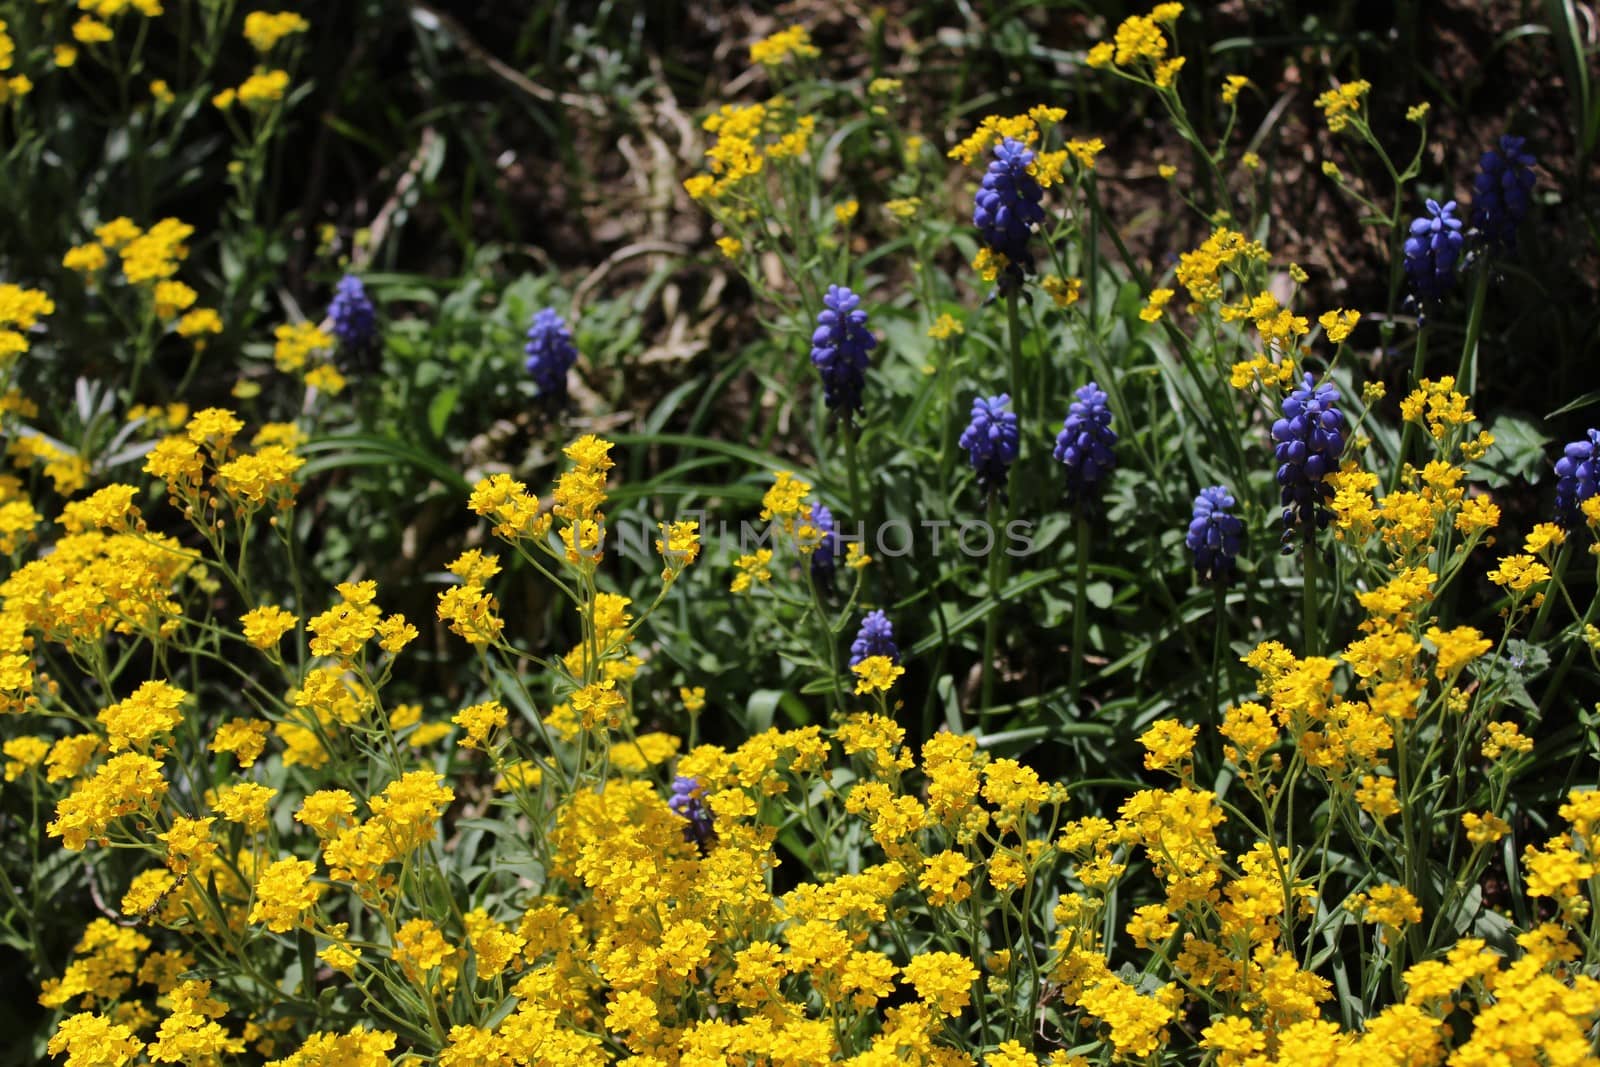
[1455,263,1489,396]
[980,492,1005,712]
[844,422,863,525]
[1302,534,1319,655]
[1387,325,1429,495]
[1005,292,1026,466]
[1069,519,1091,713]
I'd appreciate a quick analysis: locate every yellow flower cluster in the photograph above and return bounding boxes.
[684,96,817,202]
[749,25,818,67]
[1086,5,1185,90]
[243,11,309,53]
[1316,79,1372,132]
[0,283,54,369]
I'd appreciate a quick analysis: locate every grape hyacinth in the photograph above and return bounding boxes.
[849,610,899,666]
[1054,382,1118,509]
[1403,198,1465,305]
[808,502,839,586]
[959,394,1020,495]
[327,274,377,354]
[1471,135,1537,254]
[667,775,713,844]
[974,138,1046,292]
[1271,374,1347,549]
[809,285,877,421]
[1187,486,1244,583]
[1554,429,1600,530]
[524,307,579,404]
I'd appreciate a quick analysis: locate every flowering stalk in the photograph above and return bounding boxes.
[981,492,1005,711]
[1454,262,1490,397]
[1070,520,1091,711]
[1302,536,1319,655]
[1004,292,1026,468]
[1388,327,1428,495]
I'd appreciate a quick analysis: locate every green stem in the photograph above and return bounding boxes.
[1302,535,1319,655]
[980,493,1005,712]
[1455,263,1489,397]
[1207,583,1227,772]
[1529,546,1572,646]
[1069,519,1091,713]
[1004,292,1026,465]
[1388,325,1429,494]
[844,422,863,525]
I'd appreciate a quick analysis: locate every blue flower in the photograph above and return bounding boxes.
[974,138,1045,292]
[808,502,839,585]
[1471,135,1536,254]
[1271,374,1346,549]
[849,609,899,666]
[960,394,1019,495]
[1187,486,1244,583]
[1054,382,1118,508]
[327,274,377,353]
[1554,429,1600,530]
[668,775,713,844]
[524,307,579,403]
[810,285,877,420]
[1403,198,1465,304]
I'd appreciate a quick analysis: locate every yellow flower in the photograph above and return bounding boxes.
[213,782,277,831]
[1221,74,1250,105]
[928,312,964,339]
[1315,79,1371,132]
[240,605,298,649]
[760,471,810,523]
[655,520,701,580]
[72,17,114,44]
[243,11,309,53]
[63,243,108,273]
[920,850,974,906]
[98,680,187,752]
[885,197,921,220]
[1153,56,1186,88]
[1487,554,1550,593]
[3,736,49,781]
[1139,287,1175,322]
[152,280,196,319]
[453,700,508,750]
[236,69,290,108]
[1042,275,1082,308]
[304,364,347,394]
[834,199,859,225]
[1463,811,1509,846]
[54,44,79,68]
[1318,308,1360,343]
[716,236,742,258]
[249,857,325,932]
[749,25,818,66]
[1139,720,1197,772]
[852,655,904,695]
[902,951,978,1015]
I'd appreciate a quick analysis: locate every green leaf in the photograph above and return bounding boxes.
[427,385,460,438]
[299,433,471,494]
[1470,414,1551,487]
